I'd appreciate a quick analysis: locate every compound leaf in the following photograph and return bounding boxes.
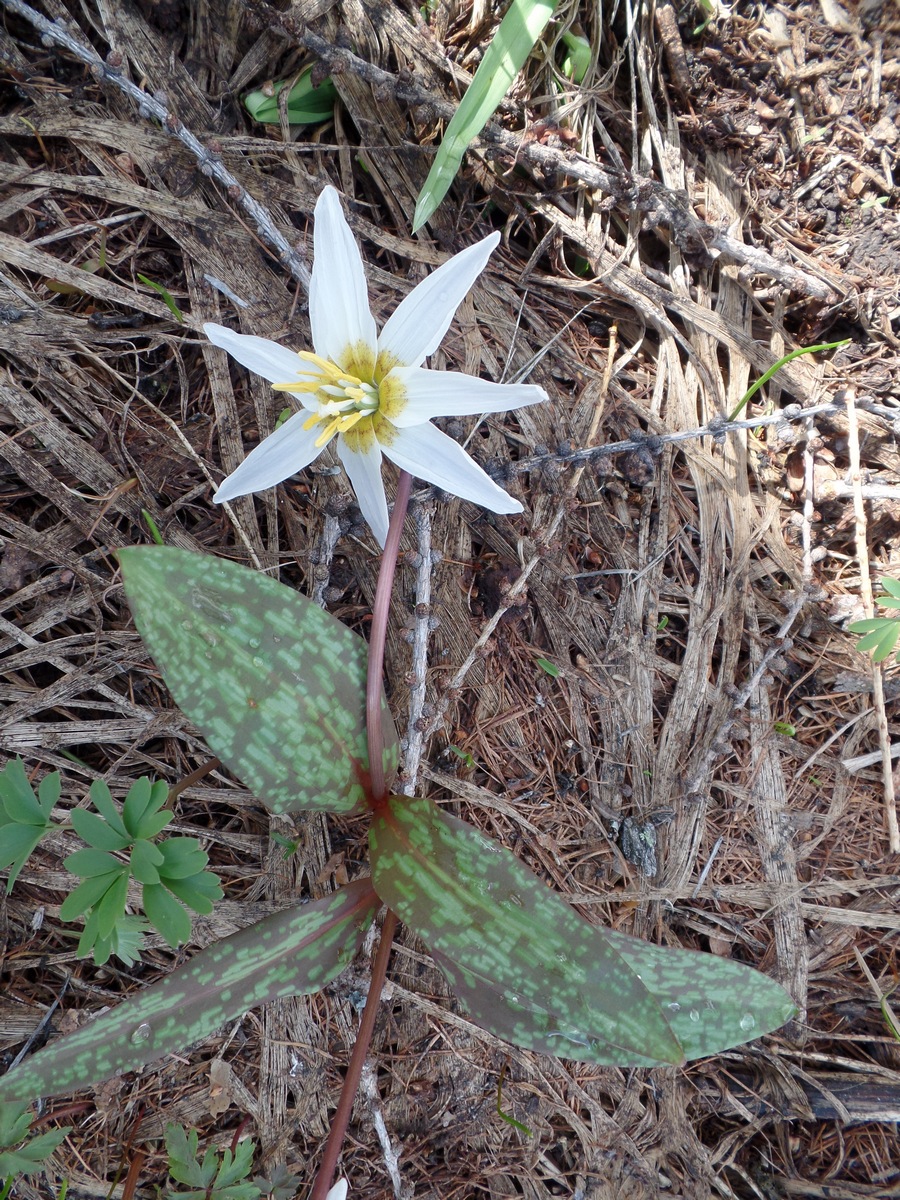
[370,796,795,1066]
[0,879,379,1100]
[119,547,398,814]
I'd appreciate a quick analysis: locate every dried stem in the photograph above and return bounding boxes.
[0,0,311,291]
[845,391,899,852]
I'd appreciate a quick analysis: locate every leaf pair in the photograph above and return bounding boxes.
[244,69,338,126]
[0,549,794,1102]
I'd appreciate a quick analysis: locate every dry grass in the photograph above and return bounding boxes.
[1,0,900,1197]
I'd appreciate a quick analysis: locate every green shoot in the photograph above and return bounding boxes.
[413,0,559,231]
[137,274,183,322]
[496,1063,532,1135]
[244,69,338,126]
[727,338,850,421]
[535,656,559,677]
[559,30,590,81]
[142,509,166,545]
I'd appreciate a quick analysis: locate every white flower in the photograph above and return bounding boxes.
[204,186,547,546]
[324,1181,348,1200]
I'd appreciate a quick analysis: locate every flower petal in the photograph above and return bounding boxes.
[204,323,307,385]
[337,435,390,547]
[310,187,377,375]
[381,366,547,427]
[376,232,500,371]
[381,422,523,514]
[214,410,324,504]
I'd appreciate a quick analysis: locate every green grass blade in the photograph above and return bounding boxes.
[119,548,398,814]
[137,274,183,322]
[0,880,379,1100]
[413,0,558,231]
[727,339,850,421]
[370,796,795,1065]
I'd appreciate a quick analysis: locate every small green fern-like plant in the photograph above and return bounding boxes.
[0,763,223,966]
[848,577,900,664]
[164,1124,260,1200]
[0,1102,70,1188]
[61,776,223,963]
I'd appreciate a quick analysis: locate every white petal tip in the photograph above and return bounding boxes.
[324,1180,348,1200]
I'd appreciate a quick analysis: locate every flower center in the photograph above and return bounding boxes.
[276,351,380,448]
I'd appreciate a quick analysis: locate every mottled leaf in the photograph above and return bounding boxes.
[0,879,379,1100]
[370,796,795,1065]
[119,547,398,814]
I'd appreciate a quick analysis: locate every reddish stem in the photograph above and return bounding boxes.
[308,909,399,1200]
[310,472,412,1199]
[365,470,412,803]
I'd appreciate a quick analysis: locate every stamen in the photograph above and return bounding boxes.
[336,410,367,433]
[314,416,342,449]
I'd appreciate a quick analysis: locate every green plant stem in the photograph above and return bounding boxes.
[309,908,399,1200]
[727,338,849,421]
[365,470,412,802]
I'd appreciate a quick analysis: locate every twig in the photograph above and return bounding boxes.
[245,6,837,301]
[509,399,846,478]
[360,1061,405,1199]
[845,390,899,851]
[399,499,435,794]
[1,0,311,291]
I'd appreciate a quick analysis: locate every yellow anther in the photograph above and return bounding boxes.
[314,416,342,449]
[336,410,367,434]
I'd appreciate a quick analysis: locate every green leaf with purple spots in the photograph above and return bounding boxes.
[119,548,398,814]
[0,880,379,1101]
[370,796,795,1065]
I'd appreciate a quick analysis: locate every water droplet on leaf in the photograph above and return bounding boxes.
[688,1009,700,1022]
[740,1013,755,1031]
[666,1002,681,1014]
[130,1022,152,1044]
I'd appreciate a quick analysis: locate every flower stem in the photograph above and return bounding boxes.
[310,471,412,1199]
[309,909,398,1200]
[366,470,412,803]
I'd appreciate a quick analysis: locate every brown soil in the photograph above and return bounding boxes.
[1,0,900,1198]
